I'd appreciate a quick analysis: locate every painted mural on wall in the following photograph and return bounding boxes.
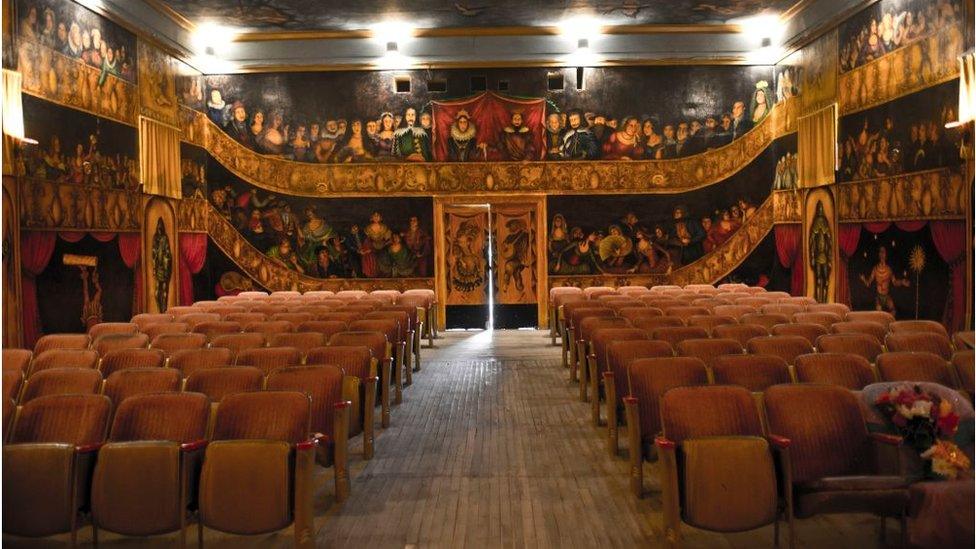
[19,94,140,190]
[15,0,137,123]
[838,0,962,72]
[799,29,838,112]
[771,131,798,191]
[208,163,434,279]
[836,169,968,222]
[181,143,208,199]
[137,40,179,126]
[838,80,961,183]
[808,198,833,303]
[199,65,773,163]
[444,208,488,306]
[191,237,261,302]
[492,206,537,305]
[718,231,791,292]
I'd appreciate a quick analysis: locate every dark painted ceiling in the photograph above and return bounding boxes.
[157,0,801,31]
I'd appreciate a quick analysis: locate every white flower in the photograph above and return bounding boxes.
[910,400,933,418]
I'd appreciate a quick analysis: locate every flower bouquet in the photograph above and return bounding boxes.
[874,384,971,479]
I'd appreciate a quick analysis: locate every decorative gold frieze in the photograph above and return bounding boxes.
[182,98,798,197]
[18,178,142,231]
[177,198,209,232]
[137,41,180,127]
[838,25,964,116]
[835,169,968,222]
[772,190,803,223]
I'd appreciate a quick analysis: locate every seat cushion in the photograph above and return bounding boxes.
[794,475,911,518]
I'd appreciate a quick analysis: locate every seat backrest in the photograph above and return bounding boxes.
[627,357,709,442]
[295,320,349,342]
[19,368,104,404]
[192,321,243,340]
[184,367,265,402]
[88,322,140,340]
[242,320,294,335]
[209,333,267,358]
[712,305,757,319]
[686,315,737,335]
[102,368,181,405]
[885,332,954,360]
[348,319,398,346]
[99,348,166,377]
[34,333,91,355]
[3,370,23,402]
[739,313,790,331]
[130,313,174,331]
[889,320,948,337]
[364,311,409,341]
[876,352,956,387]
[792,312,842,329]
[764,384,874,482]
[328,331,388,362]
[761,304,805,317]
[709,354,791,392]
[794,353,875,390]
[651,326,710,348]
[144,322,191,340]
[661,385,764,443]
[564,305,614,330]
[2,349,33,374]
[734,297,774,309]
[605,340,675,402]
[805,303,850,317]
[212,391,310,443]
[675,338,743,369]
[770,323,828,346]
[270,312,315,328]
[712,323,769,347]
[745,335,813,365]
[578,317,632,342]
[583,287,617,299]
[316,312,361,324]
[180,313,222,328]
[662,306,711,322]
[815,333,884,363]
[93,333,150,355]
[335,290,368,300]
[11,393,111,445]
[168,348,234,377]
[109,392,210,443]
[590,328,647,370]
[952,350,974,398]
[268,332,326,356]
[266,366,344,438]
[631,316,685,334]
[845,310,895,327]
[306,346,373,380]
[236,347,303,376]
[150,332,208,354]
[224,312,267,325]
[617,307,663,322]
[830,320,887,343]
[639,297,683,310]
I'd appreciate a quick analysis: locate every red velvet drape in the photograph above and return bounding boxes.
[929,221,967,332]
[21,232,57,348]
[774,224,805,296]
[179,234,208,306]
[837,224,862,306]
[118,234,142,315]
[431,92,547,161]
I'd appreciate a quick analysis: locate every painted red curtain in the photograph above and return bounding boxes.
[179,234,208,306]
[431,92,546,161]
[774,224,805,296]
[930,221,967,332]
[118,234,142,315]
[836,224,862,306]
[20,232,57,348]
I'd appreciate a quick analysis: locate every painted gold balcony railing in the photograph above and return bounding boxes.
[836,168,968,222]
[19,178,143,232]
[180,97,798,197]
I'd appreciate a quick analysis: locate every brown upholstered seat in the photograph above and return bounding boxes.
[271,312,315,328]
[792,312,842,329]
[712,305,757,319]
[734,297,774,309]
[639,297,683,310]
[150,332,208,354]
[90,392,210,542]
[885,332,954,360]
[102,368,181,405]
[198,391,315,542]
[583,286,617,299]
[296,320,349,341]
[805,303,851,317]
[656,385,782,541]
[2,349,33,375]
[830,320,887,343]
[630,315,686,334]
[348,319,404,402]
[316,312,361,323]
[685,315,736,335]
[815,333,884,363]
[779,296,817,307]
[952,350,974,400]
[3,370,23,403]
[888,320,949,336]
[746,335,814,366]
[268,332,327,357]
[710,354,791,392]
[876,352,957,387]
[762,303,806,317]
[207,306,248,318]
[651,326,710,348]
[88,322,140,340]
[712,323,769,347]
[605,339,675,414]
[363,311,413,380]
[143,322,190,340]
[236,346,303,376]
[329,331,393,428]
[763,384,910,539]
[19,368,104,404]
[130,313,175,331]
[99,348,166,377]
[184,367,265,403]
[616,307,664,323]
[93,333,150,355]
[675,338,743,369]
[771,322,828,347]
[179,313,221,328]
[192,321,243,341]
[33,333,91,355]
[209,333,267,359]
[740,313,791,331]
[242,320,294,335]
[223,312,267,325]
[587,327,646,426]
[845,310,895,327]
[662,306,711,323]
[794,353,876,390]
[305,345,377,454]
[167,348,234,377]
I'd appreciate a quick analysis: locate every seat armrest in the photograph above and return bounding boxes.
[181,439,208,452]
[768,434,791,449]
[655,436,677,450]
[76,442,104,454]
[870,432,903,446]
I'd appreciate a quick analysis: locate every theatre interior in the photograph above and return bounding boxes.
[1,0,975,546]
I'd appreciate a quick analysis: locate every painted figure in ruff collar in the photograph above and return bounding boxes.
[448,110,480,162]
[560,109,598,160]
[393,107,432,161]
[500,110,536,161]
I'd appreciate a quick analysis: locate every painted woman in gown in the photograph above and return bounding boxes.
[353,211,392,278]
[298,207,334,271]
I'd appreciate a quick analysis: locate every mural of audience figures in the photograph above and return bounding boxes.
[838,0,962,72]
[180,143,208,199]
[774,64,800,103]
[190,237,262,303]
[208,165,433,279]
[199,65,773,163]
[838,81,961,182]
[19,95,140,190]
[16,0,137,82]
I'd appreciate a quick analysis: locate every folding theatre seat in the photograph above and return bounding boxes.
[576,316,632,396]
[330,332,393,428]
[662,306,711,324]
[651,327,710,349]
[271,312,315,329]
[98,348,166,377]
[401,289,437,342]
[179,312,221,328]
[604,340,674,456]
[587,327,647,426]
[296,320,349,342]
[271,291,303,299]
[364,311,414,384]
[764,291,792,300]
[303,290,335,300]
[269,332,327,360]
[794,353,876,390]
[307,346,378,459]
[93,333,150,355]
[144,322,191,341]
[252,305,286,318]
[716,283,748,292]
[197,392,316,547]
[771,323,828,347]
[192,321,243,341]
[3,394,111,544]
[657,385,788,546]
[3,370,23,403]
[102,368,181,405]
[734,297,774,309]
[640,297,683,311]
[168,348,234,378]
[763,384,911,546]
[349,319,404,404]
[192,300,222,310]
[370,289,401,304]
[888,320,949,337]
[183,367,265,430]
[617,307,664,323]
[208,306,248,318]
[2,349,33,375]
[713,323,769,348]
[150,332,208,355]
[830,320,888,343]
[266,365,352,502]
[562,304,613,372]
[686,315,736,336]
[380,304,425,371]
[224,312,267,325]
[88,322,140,340]
[952,350,975,401]
[90,392,210,545]
[583,286,617,300]
[683,284,717,293]
[740,313,791,331]
[709,354,791,393]
[712,304,757,320]
[243,320,294,336]
[876,352,958,387]
[623,356,709,497]
[746,335,814,366]
[130,313,174,332]
[34,333,91,355]
[317,312,361,324]
[651,284,683,293]
[676,338,744,369]
[339,304,377,315]
[792,312,842,330]
[236,347,303,377]
[209,333,267,360]
[631,316,685,336]
[18,368,104,404]
[845,310,895,328]
[805,303,850,317]
[237,290,270,298]
[780,296,817,307]
[885,331,954,360]
[336,290,368,300]
[815,333,884,364]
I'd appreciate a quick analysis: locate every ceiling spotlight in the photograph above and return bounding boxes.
[577,38,589,51]
[387,41,398,53]
[760,37,772,48]
[191,22,238,56]
[371,21,416,45]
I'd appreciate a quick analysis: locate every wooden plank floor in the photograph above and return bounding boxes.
[17,330,899,548]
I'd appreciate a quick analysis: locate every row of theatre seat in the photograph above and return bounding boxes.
[1,288,437,547]
[550,282,975,547]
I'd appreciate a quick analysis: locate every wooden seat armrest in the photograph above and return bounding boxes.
[768,434,791,449]
[181,439,208,452]
[870,432,903,446]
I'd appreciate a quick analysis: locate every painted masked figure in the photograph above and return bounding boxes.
[152,219,172,312]
[809,201,832,303]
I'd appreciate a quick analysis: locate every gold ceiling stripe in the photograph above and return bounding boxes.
[236,56,752,73]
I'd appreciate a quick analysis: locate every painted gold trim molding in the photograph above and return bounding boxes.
[835,168,968,222]
[18,178,143,232]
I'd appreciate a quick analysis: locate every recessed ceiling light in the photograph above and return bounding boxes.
[387,41,399,53]
[577,38,589,51]
[191,22,238,56]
